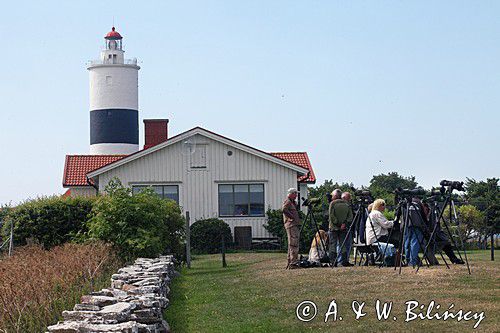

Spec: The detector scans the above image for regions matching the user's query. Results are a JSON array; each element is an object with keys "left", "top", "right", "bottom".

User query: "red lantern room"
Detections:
[{"left": 105, "top": 27, "right": 123, "bottom": 50}]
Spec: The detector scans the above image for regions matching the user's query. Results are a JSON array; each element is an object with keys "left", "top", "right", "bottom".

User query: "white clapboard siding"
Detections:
[
  {"left": 69, "top": 187, "right": 97, "bottom": 197},
  {"left": 96, "top": 134, "right": 302, "bottom": 239}
]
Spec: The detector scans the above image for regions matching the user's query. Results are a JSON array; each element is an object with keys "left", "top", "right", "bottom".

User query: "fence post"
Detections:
[
  {"left": 185, "top": 211, "right": 191, "bottom": 269},
  {"left": 491, "top": 232, "right": 494, "bottom": 261},
  {"left": 221, "top": 230, "right": 227, "bottom": 268},
  {"left": 8, "top": 221, "right": 13, "bottom": 257}
]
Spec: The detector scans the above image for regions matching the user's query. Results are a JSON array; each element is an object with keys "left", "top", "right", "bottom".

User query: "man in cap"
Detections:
[
  {"left": 329, "top": 189, "right": 353, "bottom": 267},
  {"left": 283, "top": 188, "right": 301, "bottom": 269}
]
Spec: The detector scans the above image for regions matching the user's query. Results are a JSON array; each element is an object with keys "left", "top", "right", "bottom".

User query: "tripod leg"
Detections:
[
  {"left": 298, "top": 209, "right": 311, "bottom": 255},
  {"left": 311, "top": 213, "right": 329, "bottom": 264},
  {"left": 438, "top": 245, "right": 450, "bottom": 269},
  {"left": 432, "top": 205, "right": 451, "bottom": 269},
  {"left": 441, "top": 199, "right": 465, "bottom": 263},
  {"left": 398, "top": 207, "right": 409, "bottom": 274},
  {"left": 452, "top": 201, "right": 471, "bottom": 274},
  {"left": 416, "top": 224, "right": 439, "bottom": 273}
]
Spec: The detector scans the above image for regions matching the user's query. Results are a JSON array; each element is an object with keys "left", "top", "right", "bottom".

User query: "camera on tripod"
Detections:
[
  {"left": 394, "top": 187, "right": 426, "bottom": 203},
  {"left": 394, "top": 187, "right": 426, "bottom": 196},
  {"left": 440, "top": 180, "right": 465, "bottom": 192},
  {"left": 302, "top": 197, "right": 321, "bottom": 207},
  {"left": 422, "top": 188, "right": 446, "bottom": 203},
  {"left": 351, "top": 187, "right": 373, "bottom": 203}
]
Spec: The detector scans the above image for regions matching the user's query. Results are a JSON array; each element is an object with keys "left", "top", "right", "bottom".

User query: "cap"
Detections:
[{"left": 287, "top": 188, "right": 298, "bottom": 194}]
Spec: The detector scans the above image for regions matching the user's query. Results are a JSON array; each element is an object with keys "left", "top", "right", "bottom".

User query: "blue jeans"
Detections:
[
  {"left": 405, "top": 226, "right": 423, "bottom": 266},
  {"left": 337, "top": 231, "right": 352, "bottom": 263}
]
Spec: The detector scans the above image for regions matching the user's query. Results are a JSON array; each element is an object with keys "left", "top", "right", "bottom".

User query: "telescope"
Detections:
[
  {"left": 350, "top": 187, "right": 372, "bottom": 197},
  {"left": 440, "top": 180, "right": 465, "bottom": 192},
  {"left": 394, "top": 187, "right": 426, "bottom": 196},
  {"left": 302, "top": 197, "right": 321, "bottom": 207}
]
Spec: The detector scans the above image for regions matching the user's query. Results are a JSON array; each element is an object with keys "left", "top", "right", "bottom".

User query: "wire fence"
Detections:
[{"left": 0, "top": 218, "right": 13, "bottom": 257}]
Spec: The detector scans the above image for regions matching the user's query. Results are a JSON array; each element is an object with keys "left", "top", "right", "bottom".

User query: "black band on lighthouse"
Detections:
[{"left": 90, "top": 109, "right": 139, "bottom": 145}]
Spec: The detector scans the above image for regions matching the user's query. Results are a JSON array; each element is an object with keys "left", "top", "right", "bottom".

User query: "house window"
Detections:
[
  {"left": 218, "top": 184, "right": 264, "bottom": 217},
  {"left": 132, "top": 185, "right": 179, "bottom": 203},
  {"left": 190, "top": 145, "right": 206, "bottom": 168}
]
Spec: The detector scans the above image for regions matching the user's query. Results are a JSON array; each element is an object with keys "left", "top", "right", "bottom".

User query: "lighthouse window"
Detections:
[{"left": 106, "top": 76, "right": 112, "bottom": 85}]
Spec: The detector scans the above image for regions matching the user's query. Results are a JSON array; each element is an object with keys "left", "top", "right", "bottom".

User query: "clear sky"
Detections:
[{"left": 0, "top": 1, "right": 499, "bottom": 205}]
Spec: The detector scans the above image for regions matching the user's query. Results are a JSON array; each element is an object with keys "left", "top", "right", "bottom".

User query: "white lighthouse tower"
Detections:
[{"left": 88, "top": 27, "right": 140, "bottom": 155}]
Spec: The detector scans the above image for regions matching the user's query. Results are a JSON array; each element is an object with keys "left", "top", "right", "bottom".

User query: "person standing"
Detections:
[
  {"left": 283, "top": 188, "right": 301, "bottom": 269},
  {"left": 336, "top": 192, "right": 354, "bottom": 265},
  {"left": 404, "top": 198, "right": 427, "bottom": 267},
  {"left": 329, "top": 189, "right": 353, "bottom": 267}
]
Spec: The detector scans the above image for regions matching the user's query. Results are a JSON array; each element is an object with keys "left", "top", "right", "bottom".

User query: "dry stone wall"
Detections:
[{"left": 47, "top": 256, "right": 177, "bottom": 333}]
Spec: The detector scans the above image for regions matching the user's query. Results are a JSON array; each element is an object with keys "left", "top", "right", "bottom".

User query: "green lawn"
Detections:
[{"left": 164, "top": 251, "right": 499, "bottom": 332}]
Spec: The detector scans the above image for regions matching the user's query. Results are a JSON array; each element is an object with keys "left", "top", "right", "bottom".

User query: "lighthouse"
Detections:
[{"left": 88, "top": 27, "right": 140, "bottom": 155}]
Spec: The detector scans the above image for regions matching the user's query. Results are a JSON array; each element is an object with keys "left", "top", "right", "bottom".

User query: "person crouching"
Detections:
[{"left": 308, "top": 230, "right": 329, "bottom": 266}]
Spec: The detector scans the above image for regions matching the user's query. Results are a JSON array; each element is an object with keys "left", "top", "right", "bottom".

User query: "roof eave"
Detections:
[{"left": 87, "top": 127, "right": 309, "bottom": 177}]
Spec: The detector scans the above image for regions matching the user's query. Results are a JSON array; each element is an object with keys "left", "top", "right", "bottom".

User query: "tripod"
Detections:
[
  {"left": 415, "top": 198, "right": 450, "bottom": 273},
  {"left": 299, "top": 202, "right": 328, "bottom": 265},
  {"left": 419, "top": 189, "right": 470, "bottom": 274}
]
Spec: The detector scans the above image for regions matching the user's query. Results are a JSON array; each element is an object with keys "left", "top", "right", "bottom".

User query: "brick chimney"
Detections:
[{"left": 144, "top": 119, "right": 169, "bottom": 149}]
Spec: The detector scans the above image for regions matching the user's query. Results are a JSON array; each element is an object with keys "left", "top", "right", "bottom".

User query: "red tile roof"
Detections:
[
  {"left": 63, "top": 151, "right": 315, "bottom": 187},
  {"left": 270, "top": 152, "right": 316, "bottom": 183},
  {"left": 63, "top": 155, "right": 127, "bottom": 187}
]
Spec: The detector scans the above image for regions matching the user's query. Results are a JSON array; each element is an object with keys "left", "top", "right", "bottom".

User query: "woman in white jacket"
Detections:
[{"left": 365, "top": 199, "right": 395, "bottom": 245}]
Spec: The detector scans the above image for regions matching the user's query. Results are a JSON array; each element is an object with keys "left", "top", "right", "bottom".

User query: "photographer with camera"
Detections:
[
  {"left": 328, "top": 189, "right": 353, "bottom": 267},
  {"left": 282, "top": 188, "right": 301, "bottom": 269}
]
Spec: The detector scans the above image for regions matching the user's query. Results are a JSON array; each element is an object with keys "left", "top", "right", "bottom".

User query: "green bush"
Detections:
[
  {"left": 87, "top": 178, "right": 185, "bottom": 260},
  {"left": 190, "top": 218, "right": 232, "bottom": 254},
  {"left": 263, "top": 208, "right": 313, "bottom": 252},
  {"left": 2, "top": 196, "right": 94, "bottom": 249}
]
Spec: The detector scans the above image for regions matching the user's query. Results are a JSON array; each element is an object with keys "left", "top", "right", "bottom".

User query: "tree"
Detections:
[
  {"left": 465, "top": 178, "right": 499, "bottom": 254},
  {"left": 456, "top": 205, "right": 486, "bottom": 244},
  {"left": 369, "top": 172, "right": 419, "bottom": 206},
  {"left": 465, "top": 178, "right": 499, "bottom": 232},
  {"left": 87, "top": 178, "right": 185, "bottom": 260}
]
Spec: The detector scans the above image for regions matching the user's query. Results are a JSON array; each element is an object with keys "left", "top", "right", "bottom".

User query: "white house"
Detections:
[{"left": 63, "top": 124, "right": 316, "bottom": 243}]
